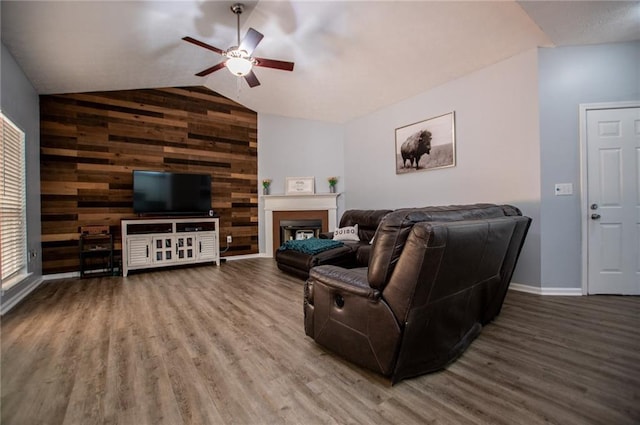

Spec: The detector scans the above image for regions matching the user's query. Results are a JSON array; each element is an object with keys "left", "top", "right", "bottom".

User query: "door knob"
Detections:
[{"left": 591, "top": 214, "right": 601, "bottom": 220}]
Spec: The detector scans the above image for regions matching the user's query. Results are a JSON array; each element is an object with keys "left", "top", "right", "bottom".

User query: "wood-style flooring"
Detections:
[{"left": 2, "top": 258, "right": 639, "bottom": 425}]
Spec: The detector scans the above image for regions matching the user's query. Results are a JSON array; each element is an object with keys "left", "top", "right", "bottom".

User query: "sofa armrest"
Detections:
[
  {"left": 305, "top": 265, "right": 400, "bottom": 376},
  {"left": 308, "top": 266, "right": 380, "bottom": 300}
]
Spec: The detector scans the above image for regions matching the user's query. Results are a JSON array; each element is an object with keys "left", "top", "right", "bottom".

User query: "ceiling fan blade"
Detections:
[
  {"left": 244, "top": 70, "right": 261, "bottom": 88},
  {"left": 239, "top": 28, "right": 264, "bottom": 56},
  {"left": 254, "top": 58, "right": 295, "bottom": 72},
  {"left": 195, "top": 62, "right": 226, "bottom": 77},
  {"left": 182, "top": 36, "right": 224, "bottom": 55}
]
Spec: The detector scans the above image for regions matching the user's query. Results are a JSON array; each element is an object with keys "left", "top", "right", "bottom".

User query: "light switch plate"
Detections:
[{"left": 555, "top": 183, "right": 573, "bottom": 196}]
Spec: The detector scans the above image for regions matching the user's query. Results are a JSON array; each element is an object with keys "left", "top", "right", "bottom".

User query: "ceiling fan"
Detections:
[{"left": 182, "top": 3, "right": 294, "bottom": 88}]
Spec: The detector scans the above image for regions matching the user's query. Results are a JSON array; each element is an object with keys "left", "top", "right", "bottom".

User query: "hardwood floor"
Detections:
[{"left": 2, "top": 258, "right": 639, "bottom": 425}]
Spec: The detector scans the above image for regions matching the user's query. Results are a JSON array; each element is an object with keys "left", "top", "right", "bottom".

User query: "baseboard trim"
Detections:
[
  {"left": 224, "top": 253, "right": 267, "bottom": 261},
  {"left": 41, "top": 256, "right": 268, "bottom": 278},
  {"left": 42, "top": 271, "right": 80, "bottom": 280},
  {"left": 1, "top": 277, "right": 44, "bottom": 315},
  {"left": 41, "top": 267, "right": 584, "bottom": 297},
  {"left": 510, "top": 282, "right": 582, "bottom": 296}
]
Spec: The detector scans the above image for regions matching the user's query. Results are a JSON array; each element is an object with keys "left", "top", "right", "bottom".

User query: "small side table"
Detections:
[{"left": 79, "top": 228, "right": 114, "bottom": 278}]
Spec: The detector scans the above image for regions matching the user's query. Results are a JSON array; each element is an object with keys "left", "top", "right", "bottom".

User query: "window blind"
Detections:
[{"left": 1, "top": 113, "right": 27, "bottom": 284}]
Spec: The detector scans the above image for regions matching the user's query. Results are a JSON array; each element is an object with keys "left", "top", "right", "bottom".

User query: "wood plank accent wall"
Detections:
[{"left": 39, "top": 86, "right": 258, "bottom": 274}]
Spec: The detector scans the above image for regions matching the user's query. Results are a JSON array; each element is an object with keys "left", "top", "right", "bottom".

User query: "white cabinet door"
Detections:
[
  {"left": 152, "top": 236, "right": 175, "bottom": 264},
  {"left": 197, "top": 233, "right": 218, "bottom": 262},
  {"left": 127, "top": 236, "right": 151, "bottom": 267},
  {"left": 175, "top": 234, "right": 197, "bottom": 262}
]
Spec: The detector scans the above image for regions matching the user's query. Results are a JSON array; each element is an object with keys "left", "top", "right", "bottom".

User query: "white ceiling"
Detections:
[{"left": 2, "top": 1, "right": 639, "bottom": 123}]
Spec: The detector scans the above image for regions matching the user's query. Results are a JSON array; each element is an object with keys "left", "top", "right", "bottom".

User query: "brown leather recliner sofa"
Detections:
[
  {"left": 304, "top": 204, "right": 531, "bottom": 384},
  {"left": 275, "top": 209, "right": 392, "bottom": 279}
]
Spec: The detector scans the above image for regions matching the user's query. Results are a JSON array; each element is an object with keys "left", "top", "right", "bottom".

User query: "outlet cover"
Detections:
[{"left": 554, "top": 183, "right": 573, "bottom": 196}]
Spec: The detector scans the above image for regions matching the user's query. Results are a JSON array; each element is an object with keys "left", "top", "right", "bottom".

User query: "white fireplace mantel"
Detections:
[{"left": 263, "top": 193, "right": 340, "bottom": 257}]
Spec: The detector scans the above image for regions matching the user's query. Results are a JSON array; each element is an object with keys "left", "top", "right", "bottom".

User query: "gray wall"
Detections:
[
  {"left": 538, "top": 41, "right": 640, "bottom": 289},
  {"left": 344, "top": 49, "right": 542, "bottom": 286},
  {"left": 1, "top": 43, "right": 42, "bottom": 312},
  {"left": 257, "top": 114, "right": 345, "bottom": 253},
  {"left": 258, "top": 50, "right": 543, "bottom": 286},
  {"left": 259, "top": 42, "right": 640, "bottom": 290}
]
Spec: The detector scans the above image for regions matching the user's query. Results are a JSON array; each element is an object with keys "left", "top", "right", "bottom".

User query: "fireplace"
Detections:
[
  {"left": 263, "top": 194, "right": 339, "bottom": 257},
  {"left": 272, "top": 210, "right": 328, "bottom": 255},
  {"left": 280, "top": 219, "right": 323, "bottom": 243}
]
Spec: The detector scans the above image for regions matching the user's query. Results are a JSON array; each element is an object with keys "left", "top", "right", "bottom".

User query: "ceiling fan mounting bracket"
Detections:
[{"left": 231, "top": 3, "right": 245, "bottom": 15}]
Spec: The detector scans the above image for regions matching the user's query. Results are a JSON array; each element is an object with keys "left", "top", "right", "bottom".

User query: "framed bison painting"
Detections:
[{"left": 395, "top": 112, "right": 456, "bottom": 174}]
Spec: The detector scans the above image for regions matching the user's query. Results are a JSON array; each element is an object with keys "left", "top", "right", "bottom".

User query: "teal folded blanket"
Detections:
[{"left": 278, "top": 238, "right": 344, "bottom": 255}]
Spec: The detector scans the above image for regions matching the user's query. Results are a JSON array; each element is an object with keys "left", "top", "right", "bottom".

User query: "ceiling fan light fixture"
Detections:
[
  {"left": 226, "top": 56, "right": 253, "bottom": 76},
  {"left": 225, "top": 48, "right": 254, "bottom": 76}
]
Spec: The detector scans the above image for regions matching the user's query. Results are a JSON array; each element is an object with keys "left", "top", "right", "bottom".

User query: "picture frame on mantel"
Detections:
[{"left": 285, "top": 176, "right": 315, "bottom": 195}]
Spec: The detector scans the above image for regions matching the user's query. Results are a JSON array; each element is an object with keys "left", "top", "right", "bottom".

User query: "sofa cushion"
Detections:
[
  {"left": 367, "top": 204, "right": 522, "bottom": 290},
  {"left": 339, "top": 209, "right": 393, "bottom": 242}
]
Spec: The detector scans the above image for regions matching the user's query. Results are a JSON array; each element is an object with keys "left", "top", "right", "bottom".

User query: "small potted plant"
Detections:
[
  {"left": 262, "top": 179, "right": 271, "bottom": 195},
  {"left": 327, "top": 176, "right": 338, "bottom": 193}
]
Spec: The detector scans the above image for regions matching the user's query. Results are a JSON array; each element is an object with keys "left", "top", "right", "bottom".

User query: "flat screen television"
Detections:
[{"left": 133, "top": 170, "right": 212, "bottom": 215}]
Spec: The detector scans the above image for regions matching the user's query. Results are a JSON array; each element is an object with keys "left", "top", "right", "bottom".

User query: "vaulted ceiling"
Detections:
[{"left": 2, "top": 1, "right": 639, "bottom": 123}]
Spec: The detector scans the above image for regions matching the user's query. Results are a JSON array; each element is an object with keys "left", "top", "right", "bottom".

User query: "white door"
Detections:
[{"left": 586, "top": 106, "right": 640, "bottom": 294}]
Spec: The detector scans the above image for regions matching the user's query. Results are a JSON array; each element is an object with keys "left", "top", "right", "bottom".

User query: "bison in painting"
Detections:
[{"left": 401, "top": 130, "right": 432, "bottom": 169}]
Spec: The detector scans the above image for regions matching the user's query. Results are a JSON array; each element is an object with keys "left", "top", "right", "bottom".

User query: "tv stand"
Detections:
[{"left": 121, "top": 217, "right": 220, "bottom": 277}]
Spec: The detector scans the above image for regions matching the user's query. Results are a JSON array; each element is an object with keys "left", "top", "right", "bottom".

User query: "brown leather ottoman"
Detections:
[{"left": 275, "top": 244, "right": 358, "bottom": 279}]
